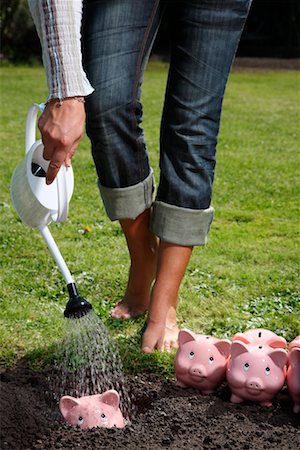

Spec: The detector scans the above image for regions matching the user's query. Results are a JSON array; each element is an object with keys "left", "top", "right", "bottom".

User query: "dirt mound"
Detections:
[{"left": 1, "top": 363, "right": 299, "bottom": 450}]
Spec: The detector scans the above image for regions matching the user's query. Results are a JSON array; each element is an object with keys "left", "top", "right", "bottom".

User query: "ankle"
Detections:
[{"left": 147, "top": 304, "right": 177, "bottom": 329}]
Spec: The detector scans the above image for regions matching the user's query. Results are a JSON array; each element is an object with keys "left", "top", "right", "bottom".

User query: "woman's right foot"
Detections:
[
  {"left": 111, "top": 262, "right": 155, "bottom": 318},
  {"left": 111, "top": 209, "right": 158, "bottom": 319}
]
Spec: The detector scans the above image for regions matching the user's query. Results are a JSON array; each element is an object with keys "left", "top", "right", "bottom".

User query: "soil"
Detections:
[
  {"left": 1, "top": 362, "right": 299, "bottom": 450},
  {"left": 2, "top": 57, "right": 299, "bottom": 450}
]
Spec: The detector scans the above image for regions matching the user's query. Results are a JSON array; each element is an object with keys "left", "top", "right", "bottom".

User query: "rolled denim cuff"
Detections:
[
  {"left": 98, "top": 170, "right": 154, "bottom": 221},
  {"left": 151, "top": 201, "right": 214, "bottom": 246}
]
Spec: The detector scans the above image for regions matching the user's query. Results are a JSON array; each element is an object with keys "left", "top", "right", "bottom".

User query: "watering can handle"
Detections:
[
  {"left": 55, "top": 166, "right": 69, "bottom": 223},
  {"left": 25, "top": 103, "right": 45, "bottom": 153},
  {"left": 26, "top": 103, "right": 69, "bottom": 223}
]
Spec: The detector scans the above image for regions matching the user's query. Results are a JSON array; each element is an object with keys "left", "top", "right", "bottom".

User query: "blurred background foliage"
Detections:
[{"left": 1, "top": 0, "right": 300, "bottom": 64}]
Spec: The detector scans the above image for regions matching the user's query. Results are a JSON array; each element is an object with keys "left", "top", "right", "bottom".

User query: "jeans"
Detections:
[{"left": 82, "top": 0, "right": 251, "bottom": 245}]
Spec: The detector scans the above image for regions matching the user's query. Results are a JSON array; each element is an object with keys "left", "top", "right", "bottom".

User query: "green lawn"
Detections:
[{"left": 0, "top": 62, "right": 299, "bottom": 377}]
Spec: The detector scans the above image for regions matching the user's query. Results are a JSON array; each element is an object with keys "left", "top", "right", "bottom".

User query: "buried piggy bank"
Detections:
[
  {"left": 232, "top": 328, "right": 286, "bottom": 349},
  {"left": 227, "top": 341, "right": 287, "bottom": 407},
  {"left": 287, "top": 336, "right": 300, "bottom": 413},
  {"left": 59, "top": 390, "right": 125, "bottom": 429},
  {"left": 175, "top": 329, "right": 231, "bottom": 393}
]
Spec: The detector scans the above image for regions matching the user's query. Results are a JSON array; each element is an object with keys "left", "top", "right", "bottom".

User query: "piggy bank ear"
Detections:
[
  {"left": 268, "top": 348, "right": 288, "bottom": 369},
  {"left": 289, "top": 348, "right": 300, "bottom": 367},
  {"left": 178, "top": 329, "right": 197, "bottom": 347},
  {"left": 268, "top": 336, "right": 287, "bottom": 349},
  {"left": 214, "top": 339, "right": 231, "bottom": 358},
  {"left": 100, "top": 390, "right": 120, "bottom": 411},
  {"left": 231, "top": 341, "right": 249, "bottom": 358},
  {"left": 289, "top": 335, "right": 300, "bottom": 351},
  {"left": 232, "top": 333, "right": 250, "bottom": 345},
  {"left": 59, "top": 396, "right": 80, "bottom": 419}
]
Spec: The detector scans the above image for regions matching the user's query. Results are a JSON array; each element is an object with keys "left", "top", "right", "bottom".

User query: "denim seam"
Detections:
[{"left": 131, "top": 0, "right": 160, "bottom": 180}]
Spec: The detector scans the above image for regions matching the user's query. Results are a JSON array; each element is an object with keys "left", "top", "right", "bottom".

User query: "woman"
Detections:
[{"left": 28, "top": 0, "right": 252, "bottom": 353}]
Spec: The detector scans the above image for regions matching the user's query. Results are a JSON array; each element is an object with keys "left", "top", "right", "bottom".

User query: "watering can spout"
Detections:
[{"left": 64, "top": 283, "right": 93, "bottom": 319}]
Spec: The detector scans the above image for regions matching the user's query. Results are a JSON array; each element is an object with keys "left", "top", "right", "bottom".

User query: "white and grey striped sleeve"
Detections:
[{"left": 28, "top": 0, "right": 94, "bottom": 101}]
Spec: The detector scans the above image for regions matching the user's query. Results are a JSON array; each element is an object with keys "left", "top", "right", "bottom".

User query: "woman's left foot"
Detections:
[{"left": 141, "top": 306, "right": 179, "bottom": 353}]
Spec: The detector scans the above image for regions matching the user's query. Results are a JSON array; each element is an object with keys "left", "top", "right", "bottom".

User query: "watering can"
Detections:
[
  {"left": 10, "top": 104, "right": 92, "bottom": 319},
  {"left": 10, "top": 103, "right": 74, "bottom": 229}
]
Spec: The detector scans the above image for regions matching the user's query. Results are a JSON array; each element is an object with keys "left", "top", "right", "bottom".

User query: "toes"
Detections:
[
  {"left": 111, "top": 303, "right": 131, "bottom": 319},
  {"left": 163, "top": 339, "right": 178, "bottom": 353},
  {"left": 142, "top": 332, "right": 158, "bottom": 353},
  {"left": 111, "top": 308, "right": 119, "bottom": 319},
  {"left": 141, "top": 345, "right": 153, "bottom": 354},
  {"left": 111, "top": 310, "right": 130, "bottom": 319},
  {"left": 164, "top": 341, "right": 171, "bottom": 353}
]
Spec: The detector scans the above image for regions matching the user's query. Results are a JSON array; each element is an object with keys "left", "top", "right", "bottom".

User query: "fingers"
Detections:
[
  {"left": 37, "top": 98, "right": 85, "bottom": 184},
  {"left": 45, "top": 147, "right": 67, "bottom": 185},
  {"left": 64, "top": 140, "right": 80, "bottom": 168},
  {"left": 44, "top": 138, "right": 80, "bottom": 185}
]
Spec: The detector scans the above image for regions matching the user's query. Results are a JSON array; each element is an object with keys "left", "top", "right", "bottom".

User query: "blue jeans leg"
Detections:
[
  {"left": 151, "top": 0, "right": 252, "bottom": 245},
  {"left": 82, "top": 0, "right": 162, "bottom": 220},
  {"left": 82, "top": 0, "right": 252, "bottom": 244}
]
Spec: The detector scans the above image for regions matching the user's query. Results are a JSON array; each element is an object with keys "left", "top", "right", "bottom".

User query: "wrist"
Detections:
[{"left": 46, "top": 96, "right": 85, "bottom": 107}]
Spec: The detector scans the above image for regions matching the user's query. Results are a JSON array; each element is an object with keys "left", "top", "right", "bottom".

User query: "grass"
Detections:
[{"left": 0, "top": 61, "right": 299, "bottom": 378}]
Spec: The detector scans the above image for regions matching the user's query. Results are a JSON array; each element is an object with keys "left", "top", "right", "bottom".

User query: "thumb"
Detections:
[{"left": 64, "top": 142, "right": 78, "bottom": 167}]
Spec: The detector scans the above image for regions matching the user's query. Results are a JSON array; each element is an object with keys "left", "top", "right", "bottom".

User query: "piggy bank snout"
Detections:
[
  {"left": 190, "top": 365, "right": 207, "bottom": 378},
  {"left": 247, "top": 378, "right": 263, "bottom": 392}
]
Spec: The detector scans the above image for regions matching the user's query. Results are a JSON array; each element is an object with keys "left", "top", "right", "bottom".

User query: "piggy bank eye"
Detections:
[
  {"left": 243, "top": 362, "right": 250, "bottom": 372},
  {"left": 189, "top": 351, "right": 195, "bottom": 359},
  {"left": 100, "top": 413, "right": 108, "bottom": 423},
  {"left": 78, "top": 416, "right": 84, "bottom": 425},
  {"left": 265, "top": 367, "right": 271, "bottom": 376},
  {"left": 208, "top": 356, "right": 214, "bottom": 364}
]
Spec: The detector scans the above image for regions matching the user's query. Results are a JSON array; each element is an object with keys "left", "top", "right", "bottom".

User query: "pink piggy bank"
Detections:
[
  {"left": 175, "top": 329, "right": 231, "bottom": 394},
  {"left": 287, "top": 335, "right": 300, "bottom": 413},
  {"left": 227, "top": 341, "right": 287, "bottom": 407},
  {"left": 59, "top": 390, "right": 125, "bottom": 429},
  {"left": 288, "top": 335, "right": 300, "bottom": 350},
  {"left": 232, "top": 328, "right": 286, "bottom": 349}
]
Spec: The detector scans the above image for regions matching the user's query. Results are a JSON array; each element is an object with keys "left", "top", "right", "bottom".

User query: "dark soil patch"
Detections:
[{"left": 1, "top": 362, "right": 299, "bottom": 450}]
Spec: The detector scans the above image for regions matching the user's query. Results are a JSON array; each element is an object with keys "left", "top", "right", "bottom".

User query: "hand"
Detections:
[{"left": 38, "top": 97, "right": 86, "bottom": 184}]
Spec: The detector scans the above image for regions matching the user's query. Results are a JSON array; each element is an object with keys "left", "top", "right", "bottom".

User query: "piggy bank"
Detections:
[
  {"left": 59, "top": 390, "right": 125, "bottom": 429},
  {"left": 232, "top": 328, "right": 286, "bottom": 349},
  {"left": 287, "top": 335, "right": 300, "bottom": 413},
  {"left": 174, "top": 329, "right": 231, "bottom": 394},
  {"left": 288, "top": 335, "right": 300, "bottom": 350},
  {"left": 227, "top": 341, "right": 287, "bottom": 407}
]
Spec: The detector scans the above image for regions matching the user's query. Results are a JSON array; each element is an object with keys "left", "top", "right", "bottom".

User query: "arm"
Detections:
[
  {"left": 28, "top": 0, "right": 93, "bottom": 100},
  {"left": 28, "top": 0, "right": 94, "bottom": 184}
]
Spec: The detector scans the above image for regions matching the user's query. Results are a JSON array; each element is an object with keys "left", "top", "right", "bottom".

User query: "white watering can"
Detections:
[
  {"left": 10, "top": 103, "right": 74, "bottom": 229},
  {"left": 10, "top": 104, "right": 92, "bottom": 318}
]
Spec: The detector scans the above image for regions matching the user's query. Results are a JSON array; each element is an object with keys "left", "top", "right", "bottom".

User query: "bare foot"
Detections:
[
  {"left": 141, "top": 242, "right": 192, "bottom": 353},
  {"left": 111, "top": 210, "right": 158, "bottom": 319},
  {"left": 111, "top": 263, "right": 155, "bottom": 319},
  {"left": 142, "top": 307, "right": 179, "bottom": 353}
]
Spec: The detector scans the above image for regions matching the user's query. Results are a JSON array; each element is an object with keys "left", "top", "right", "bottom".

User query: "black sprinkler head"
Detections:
[{"left": 64, "top": 283, "right": 92, "bottom": 319}]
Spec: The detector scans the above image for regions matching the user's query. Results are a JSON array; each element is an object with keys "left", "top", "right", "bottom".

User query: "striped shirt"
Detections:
[{"left": 28, "top": 0, "right": 94, "bottom": 101}]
